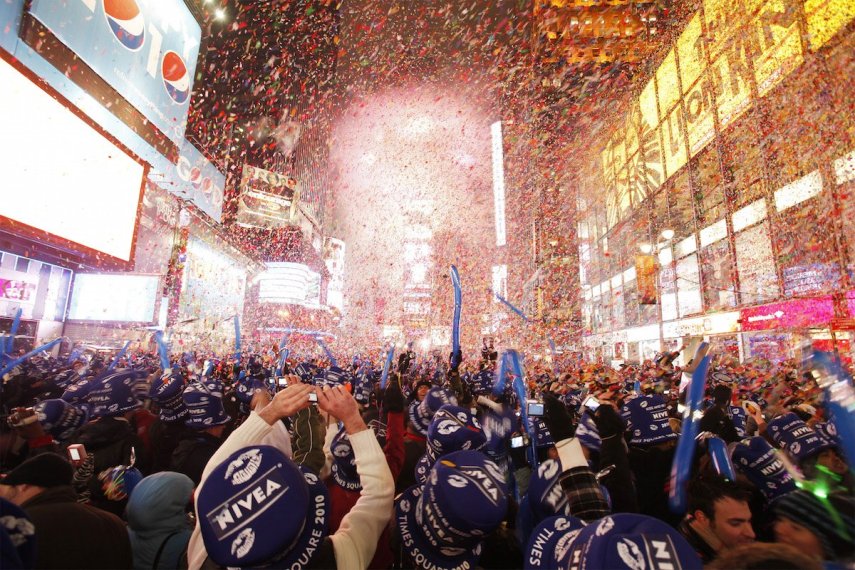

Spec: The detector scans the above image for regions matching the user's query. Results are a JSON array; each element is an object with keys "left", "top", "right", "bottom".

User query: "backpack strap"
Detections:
[{"left": 152, "top": 531, "right": 182, "bottom": 569}]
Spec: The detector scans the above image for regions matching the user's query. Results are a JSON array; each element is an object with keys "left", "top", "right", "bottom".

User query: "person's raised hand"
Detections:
[
  {"left": 317, "top": 385, "right": 366, "bottom": 434},
  {"left": 383, "top": 374, "right": 405, "bottom": 414},
  {"left": 258, "top": 381, "right": 314, "bottom": 425}
]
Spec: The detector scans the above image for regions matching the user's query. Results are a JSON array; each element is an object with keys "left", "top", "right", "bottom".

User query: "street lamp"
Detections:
[
  {"left": 638, "top": 242, "right": 654, "bottom": 254},
  {"left": 660, "top": 229, "right": 675, "bottom": 241}
]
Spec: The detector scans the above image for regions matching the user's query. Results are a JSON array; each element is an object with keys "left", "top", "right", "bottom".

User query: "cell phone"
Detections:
[
  {"left": 527, "top": 401, "right": 545, "bottom": 417},
  {"left": 277, "top": 377, "right": 288, "bottom": 388},
  {"left": 67, "top": 444, "right": 87, "bottom": 465},
  {"left": 582, "top": 395, "right": 600, "bottom": 412},
  {"left": 308, "top": 392, "right": 318, "bottom": 403},
  {"left": 511, "top": 435, "right": 526, "bottom": 448}
]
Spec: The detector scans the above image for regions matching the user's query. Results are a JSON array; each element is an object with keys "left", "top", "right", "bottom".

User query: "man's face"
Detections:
[
  {"left": 708, "top": 497, "right": 755, "bottom": 548},
  {"left": 416, "top": 385, "right": 429, "bottom": 401}
]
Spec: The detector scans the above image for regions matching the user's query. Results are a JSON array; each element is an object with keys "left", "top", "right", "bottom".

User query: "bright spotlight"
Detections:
[
  {"left": 660, "top": 229, "right": 675, "bottom": 240},
  {"left": 214, "top": 8, "right": 226, "bottom": 20}
]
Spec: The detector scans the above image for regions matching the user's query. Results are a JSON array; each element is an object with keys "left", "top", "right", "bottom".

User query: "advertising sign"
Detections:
[
  {"left": 147, "top": 139, "right": 224, "bottom": 222},
  {"left": 67, "top": 273, "right": 158, "bottom": 322},
  {"left": 740, "top": 296, "right": 835, "bottom": 331},
  {"left": 782, "top": 263, "right": 841, "bottom": 297},
  {"left": 0, "top": 270, "right": 38, "bottom": 305},
  {"left": 257, "top": 262, "right": 321, "bottom": 307},
  {"left": 29, "top": 0, "right": 202, "bottom": 146},
  {"left": 635, "top": 254, "right": 657, "bottom": 305},
  {"left": 0, "top": 54, "right": 145, "bottom": 264},
  {"left": 236, "top": 165, "right": 299, "bottom": 229}
]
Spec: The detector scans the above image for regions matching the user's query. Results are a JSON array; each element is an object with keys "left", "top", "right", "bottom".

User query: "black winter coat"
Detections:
[
  {"left": 22, "top": 485, "right": 133, "bottom": 569},
  {"left": 169, "top": 431, "right": 222, "bottom": 486}
]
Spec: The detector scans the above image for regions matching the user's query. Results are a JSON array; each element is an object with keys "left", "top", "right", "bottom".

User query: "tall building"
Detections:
[{"left": 575, "top": 0, "right": 855, "bottom": 364}]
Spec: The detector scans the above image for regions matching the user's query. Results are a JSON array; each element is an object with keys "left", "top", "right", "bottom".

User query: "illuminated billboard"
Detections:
[
  {"left": 258, "top": 262, "right": 322, "bottom": 307},
  {"left": 0, "top": 55, "right": 145, "bottom": 264},
  {"left": 236, "top": 165, "right": 299, "bottom": 229},
  {"left": 28, "top": 0, "right": 202, "bottom": 145},
  {"left": 68, "top": 274, "right": 159, "bottom": 323}
]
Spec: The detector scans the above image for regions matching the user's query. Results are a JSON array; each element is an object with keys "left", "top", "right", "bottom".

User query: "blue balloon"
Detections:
[
  {"left": 234, "top": 316, "right": 241, "bottom": 360},
  {"left": 107, "top": 340, "right": 132, "bottom": 372},
  {"left": 708, "top": 436, "right": 736, "bottom": 481},
  {"left": 381, "top": 345, "right": 395, "bottom": 390},
  {"left": 154, "top": 331, "right": 170, "bottom": 371},
  {"left": 669, "top": 352, "right": 711, "bottom": 514},
  {"left": 450, "top": 265, "right": 462, "bottom": 369},
  {"left": 0, "top": 337, "right": 64, "bottom": 379}
]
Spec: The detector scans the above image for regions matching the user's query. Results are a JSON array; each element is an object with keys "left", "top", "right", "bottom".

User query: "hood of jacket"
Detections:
[{"left": 127, "top": 472, "right": 193, "bottom": 535}]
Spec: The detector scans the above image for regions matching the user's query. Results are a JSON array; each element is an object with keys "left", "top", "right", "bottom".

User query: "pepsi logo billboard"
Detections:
[
  {"left": 103, "top": 0, "right": 145, "bottom": 51},
  {"left": 29, "top": 0, "right": 202, "bottom": 146}
]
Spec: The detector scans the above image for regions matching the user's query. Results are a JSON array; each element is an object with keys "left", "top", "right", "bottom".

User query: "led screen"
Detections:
[
  {"left": 68, "top": 274, "right": 158, "bottom": 322},
  {"left": 0, "top": 56, "right": 145, "bottom": 262}
]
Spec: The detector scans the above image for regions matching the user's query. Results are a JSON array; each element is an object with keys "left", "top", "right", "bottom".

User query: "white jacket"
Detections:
[{"left": 186, "top": 412, "right": 394, "bottom": 570}]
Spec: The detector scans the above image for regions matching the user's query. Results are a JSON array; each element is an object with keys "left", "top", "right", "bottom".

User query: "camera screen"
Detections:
[
  {"left": 527, "top": 402, "right": 544, "bottom": 416},
  {"left": 308, "top": 392, "right": 318, "bottom": 403},
  {"left": 583, "top": 396, "right": 600, "bottom": 411},
  {"left": 277, "top": 378, "right": 288, "bottom": 387},
  {"left": 511, "top": 435, "right": 525, "bottom": 448},
  {"left": 69, "top": 448, "right": 80, "bottom": 460}
]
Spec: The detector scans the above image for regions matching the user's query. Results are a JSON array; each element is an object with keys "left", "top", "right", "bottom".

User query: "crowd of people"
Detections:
[{"left": 0, "top": 341, "right": 853, "bottom": 569}]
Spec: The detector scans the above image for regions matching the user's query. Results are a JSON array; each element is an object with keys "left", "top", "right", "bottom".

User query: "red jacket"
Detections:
[{"left": 327, "top": 410, "right": 404, "bottom": 569}]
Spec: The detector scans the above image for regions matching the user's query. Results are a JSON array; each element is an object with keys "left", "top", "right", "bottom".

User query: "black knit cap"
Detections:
[
  {"left": 774, "top": 490, "right": 855, "bottom": 561},
  {"left": 0, "top": 453, "right": 74, "bottom": 488}
]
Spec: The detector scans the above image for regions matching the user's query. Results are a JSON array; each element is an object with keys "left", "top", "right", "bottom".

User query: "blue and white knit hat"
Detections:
[
  {"left": 731, "top": 436, "right": 797, "bottom": 502},
  {"left": 197, "top": 446, "right": 329, "bottom": 568},
  {"left": 329, "top": 426, "right": 361, "bottom": 492},
  {"left": 0, "top": 498, "right": 36, "bottom": 569},
  {"left": 529, "top": 416, "right": 555, "bottom": 448},
  {"left": 407, "top": 387, "right": 457, "bottom": 437},
  {"left": 415, "top": 405, "right": 487, "bottom": 483},
  {"left": 563, "top": 514, "right": 703, "bottom": 570},
  {"left": 149, "top": 369, "right": 187, "bottom": 422},
  {"left": 33, "top": 399, "right": 89, "bottom": 441},
  {"left": 183, "top": 380, "right": 230, "bottom": 429},
  {"left": 87, "top": 370, "right": 143, "bottom": 418},
  {"left": 575, "top": 412, "right": 602, "bottom": 453},
  {"left": 726, "top": 405, "right": 748, "bottom": 438},
  {"left": 518, "top": 459, "right": 572, "bottom": 545},
  {"left": 767, "top": 412, "right": 835, "bottom": 463},
  {"left": 620, "top": 395, "right": 678, "bottom": 446},
  {"left": 396, "top": 450, "right": 509, "bottom": 570},
  {"left": 524, "top": 514, "right": 586, "bottom": 570}
]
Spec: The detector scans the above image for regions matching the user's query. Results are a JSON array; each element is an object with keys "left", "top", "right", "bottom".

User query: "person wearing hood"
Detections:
[{"left": 127, "top": 472, "right": 194, "bottom": 570}]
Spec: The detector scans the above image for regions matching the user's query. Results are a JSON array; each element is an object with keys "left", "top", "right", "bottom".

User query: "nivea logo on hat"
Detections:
[
  {"left": 397, "top": 450, "right": 508, "bottom": 570},
  {"left": 88, "top": 371, "right": 143, "bottom": 418},
  {"left": 198, "top": 446, "right": 329, "bottom": 568},
  {"left": 767, "top": 412, "right": 834, "bottom": 463},
  {"left": 225, "top": 449, "right": 263, "bottom": 485},
  {"left": 620, "top": 395, "right": 677, "bottom": 446},
  {"left": 731, "top": 436, "right": 796, "bottom": 502}
]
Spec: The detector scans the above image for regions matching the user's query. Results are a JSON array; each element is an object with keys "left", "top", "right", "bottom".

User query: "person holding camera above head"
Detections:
[{"left": 187, "top": 379, "right": 394, "bottom": 570}]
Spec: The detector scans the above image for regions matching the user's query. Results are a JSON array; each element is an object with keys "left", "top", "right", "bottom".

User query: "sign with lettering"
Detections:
[{"left": 740, "top": 296, "right": 835, "bottom": 331}]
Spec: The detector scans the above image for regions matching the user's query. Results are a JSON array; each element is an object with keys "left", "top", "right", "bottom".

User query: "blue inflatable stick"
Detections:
[
  {"left": 669, "top": 349, "right": 711, "bottom": 514},
  {"left": 381, "top": 345, "right": 395, "bottom": 390},
  {"left": 492, "top": 350, "right": 510, "bottom": 397},
  {"left": 494, "top": 292, "right": 529, "bottom": 322},
  {"left": 450, "top": 265, "right": 462, "bottom": 369},
  {"left": 315, "top": 337, "right": 338, "bottom": 368},
  {"left": 809, "top": 351, "right": 855, "bottom": 473},
  {"left": 234, "top": 316, "right": 241, "bottom": 361},
  {"left": 154, "top": 331, "right": 170, "bottom": 372},
  {"left": 107, "top": 340, "right": 132, "bottom": 372},
  {"left": 708, "top": 436, "right": 736, "bottom": 481},
  {"left": 0, "top": 337, "right": 64, "bottom": 379}
]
